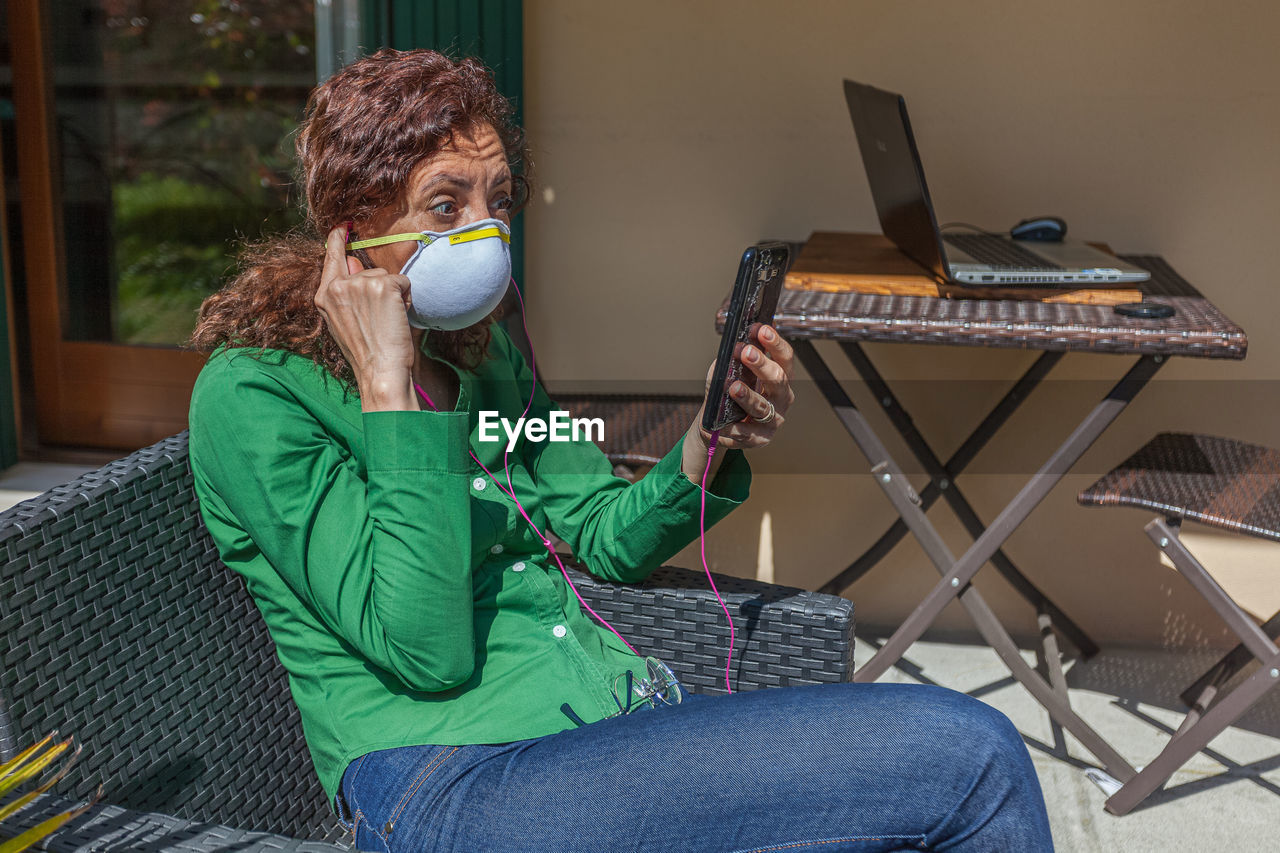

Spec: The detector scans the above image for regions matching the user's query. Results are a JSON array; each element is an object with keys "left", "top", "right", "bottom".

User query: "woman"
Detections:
[{"left": 188, "top": 49, "right": 1053, "bottom": 852}]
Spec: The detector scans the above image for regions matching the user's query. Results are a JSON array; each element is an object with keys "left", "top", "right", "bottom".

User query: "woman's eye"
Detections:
[
  {"left": 491, "top": 194, "right": 514, "bottom": 212},
  {"left": 430, "top": 200, "right": 457, "bottom": 216}
]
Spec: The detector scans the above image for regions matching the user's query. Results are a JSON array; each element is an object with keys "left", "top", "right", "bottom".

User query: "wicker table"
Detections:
[{"left": 716, "top": 251, "right": 1247, "bottom": 789}]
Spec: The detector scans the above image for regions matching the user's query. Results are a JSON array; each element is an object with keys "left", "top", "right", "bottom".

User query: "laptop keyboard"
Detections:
[{"left": 942, "top": 233, "right": 1065, "bottom": 271}]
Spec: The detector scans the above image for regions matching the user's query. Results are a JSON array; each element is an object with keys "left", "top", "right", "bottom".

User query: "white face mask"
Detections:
[{"left": 346, "top": 218, "right": 512, "bottom": 330}]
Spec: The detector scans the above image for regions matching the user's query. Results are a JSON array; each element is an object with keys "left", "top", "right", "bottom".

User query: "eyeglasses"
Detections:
[
  {"left": 561, "top": 656, "right": 683, "bottom": 727},
  {"left": 611, "top": 656, "right": 683, "bottom": 716}
]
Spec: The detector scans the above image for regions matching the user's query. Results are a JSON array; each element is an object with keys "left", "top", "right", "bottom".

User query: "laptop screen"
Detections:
[{"left": 843, "top": 79, "right": 949, "bottom": 281}]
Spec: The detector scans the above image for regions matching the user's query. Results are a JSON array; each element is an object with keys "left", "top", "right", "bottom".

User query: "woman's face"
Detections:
[{"left": 359, "top": 121, "right": 514, "bottom": 275}]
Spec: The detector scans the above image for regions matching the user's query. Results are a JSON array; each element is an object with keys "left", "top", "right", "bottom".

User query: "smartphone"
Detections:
[{"left": 702, "top": 242, "right": 790, "bottom": 432}]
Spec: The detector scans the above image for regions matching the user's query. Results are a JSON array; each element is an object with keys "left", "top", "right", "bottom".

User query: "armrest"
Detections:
[
  {"left": 9, "top": 794, "right": 349, "bottom": 853},
  {"left": 564, "top": 563, "right": 854, "bottom": 694}
]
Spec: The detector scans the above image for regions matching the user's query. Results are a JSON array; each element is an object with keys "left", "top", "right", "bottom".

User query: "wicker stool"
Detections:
[{"left": 1078, "top": 432, "right": 1280, "bottom": 814}]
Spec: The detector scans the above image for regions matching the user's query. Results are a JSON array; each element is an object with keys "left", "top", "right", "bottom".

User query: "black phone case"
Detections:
[{"left": 702, "top": 242, "right": 790, "bottom": 432}]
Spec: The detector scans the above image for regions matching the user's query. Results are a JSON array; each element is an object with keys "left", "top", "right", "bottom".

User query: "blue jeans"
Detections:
[{"left": 332, "top": 683, "right": 1053, "bottom": 852}]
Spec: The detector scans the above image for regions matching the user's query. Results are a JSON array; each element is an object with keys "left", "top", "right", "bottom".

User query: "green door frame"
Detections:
[{"left": 364, "top": 0, "right": 525, "bottom": 291}]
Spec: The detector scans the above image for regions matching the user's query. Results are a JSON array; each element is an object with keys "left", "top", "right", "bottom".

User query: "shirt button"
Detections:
[
  {"left": 552, "top": 625, "right": 567, "bottom": 638},
  {"left": 472, "top": 477, "right": 487, "bottom": 491},
  {"left": 490, "top": 544, "right": 504, "bottom": 554},
  {"left": 512, "top": 562, "right": 526, "bottom": 572}
]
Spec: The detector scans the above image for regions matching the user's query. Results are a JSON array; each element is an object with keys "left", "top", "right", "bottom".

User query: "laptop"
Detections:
[{"left": 843, "top": 79, "right": 1149, "bottom": 286}]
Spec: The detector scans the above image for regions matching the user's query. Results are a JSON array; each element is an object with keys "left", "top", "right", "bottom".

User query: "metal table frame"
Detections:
[
  {"left": 733, "top": 247, "right": 1250, "bottom": 809},
  {"left": 793, "top": 338, "right": 1162, "bottom": 784}
]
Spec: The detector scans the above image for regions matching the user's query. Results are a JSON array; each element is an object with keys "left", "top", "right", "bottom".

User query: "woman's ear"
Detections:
[{"left": 341, "top": 219, "right": 377, "bottom": 271}]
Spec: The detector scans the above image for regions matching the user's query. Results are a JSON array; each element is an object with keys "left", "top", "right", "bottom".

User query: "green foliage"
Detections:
[
  {"left": 111, "top": 173, "right": 302, "bottom": 344},
  {"left": 53, "top": 1, "right": 318, "bottom": 346}
]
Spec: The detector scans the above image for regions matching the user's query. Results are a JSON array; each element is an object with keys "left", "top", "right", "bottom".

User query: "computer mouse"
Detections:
[{"left": 1010, "top": 216, "right": 1067, "bottom": 242}]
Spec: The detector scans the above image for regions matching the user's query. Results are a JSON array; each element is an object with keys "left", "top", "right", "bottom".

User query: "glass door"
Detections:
[{"left": 8, "top": 0, "right": 330, "bottom": 449}]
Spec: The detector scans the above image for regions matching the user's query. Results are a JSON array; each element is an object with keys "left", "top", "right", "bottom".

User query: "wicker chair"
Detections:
[{"left": 0, "top": 432, "right": 853, "bottom": 852}]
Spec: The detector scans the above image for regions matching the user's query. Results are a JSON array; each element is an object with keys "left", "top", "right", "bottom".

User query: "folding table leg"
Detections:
[
  {"left": 1035, "top": 604, "right": 1071, "bottom": 753},
  {"left": 835, "top": 394, "right": 1137, "bottom": 778},
  {"left": 837, "top": 342, "right": 1098, "bottom": 658},
  {"left": 818, "top": 350, "right": 1062, "bottom": 595},
  {"left": 793, "top": 341, "right": 1154, "bottom": 781},
  {"left": 1037, "top": 605, "right": 1070, "bottom": 700},
  {"left": 849, "top": 354, "right": 1163, "bottom": 679}
]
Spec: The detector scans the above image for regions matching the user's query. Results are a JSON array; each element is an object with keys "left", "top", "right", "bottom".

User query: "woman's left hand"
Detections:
[{"left": 690, "top": 324, "right": 796, "bottom": 454}]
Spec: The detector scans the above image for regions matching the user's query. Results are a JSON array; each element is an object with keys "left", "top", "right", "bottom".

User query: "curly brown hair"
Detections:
[{"left": 189, "top": 48, "right": 532, "bottom": 387}]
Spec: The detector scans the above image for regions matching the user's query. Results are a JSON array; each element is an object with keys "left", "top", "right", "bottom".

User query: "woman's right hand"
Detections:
[{"left": 315, "top": 226, "right": 418, "bottom": 411}]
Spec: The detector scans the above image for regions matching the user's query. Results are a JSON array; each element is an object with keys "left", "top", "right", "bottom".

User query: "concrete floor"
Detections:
[{"left": 853, "top": 633, "right": 1280, "bottom": 852}]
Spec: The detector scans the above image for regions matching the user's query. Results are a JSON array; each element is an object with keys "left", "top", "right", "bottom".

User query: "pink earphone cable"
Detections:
[
  {"left": 413, "top": 279, "right": 736, "bottom": 692},
  {"left": 699, "top": 428, "right": 734, "bottom": 694}
]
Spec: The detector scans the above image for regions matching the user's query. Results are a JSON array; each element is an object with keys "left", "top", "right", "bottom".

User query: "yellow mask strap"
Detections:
[
  {"left": 346, "top": 226, "right": 510, "bottom": 251},
  {"left": 345, "top": 232, "right": 428, "bottom": 251}
]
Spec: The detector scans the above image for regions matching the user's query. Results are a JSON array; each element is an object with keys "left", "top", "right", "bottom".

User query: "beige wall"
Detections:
[{"left": 521, "top": 1, "right": 1280, "bottom": 649}]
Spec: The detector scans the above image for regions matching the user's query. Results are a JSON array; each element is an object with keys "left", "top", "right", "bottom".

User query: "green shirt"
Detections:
[{"left": 187, "top": 324, "right": 751, "bottom": 803}]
